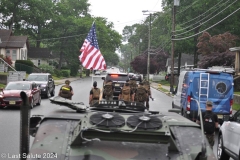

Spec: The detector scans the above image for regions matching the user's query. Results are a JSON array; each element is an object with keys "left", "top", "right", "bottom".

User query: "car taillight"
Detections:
[
  {"left": 230, "top": 99, "right": 233, "bottom": 114},
  {"left": 111, "top": 75, "right": 118, "bottom": 77},
  {"left": 187, "top": 96, "right": 191, "bottom": 111}
]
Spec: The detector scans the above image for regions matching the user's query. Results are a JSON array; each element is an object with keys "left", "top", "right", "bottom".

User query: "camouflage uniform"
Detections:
[
  {"left": 205, "top": 133, "right": 215, "bottom": 149},
  {"left": 129, "top": 79, "right": 137, "bottom": 93},
  {"left": 134, "top": 85, "right": 147, "bottom": 106},
  {"left": 143, "top": 80, "right": 151, "bottom": 109},
  {"left": 104, "top": 82, "right": 113, "bottom": 100}
]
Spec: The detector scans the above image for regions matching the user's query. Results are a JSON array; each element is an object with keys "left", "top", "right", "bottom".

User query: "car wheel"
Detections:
[
  {"left": 51, "top": 88, "right": 55, "bottom": 97},
  {"left": 30, "top": 98, "right": 34, "bottom": 109},
  {"left": 217, "top": 135, "right": 230, "bottom": 160},
  {"left": 36, "top": 96, "right": 41, "bottom": 106}
]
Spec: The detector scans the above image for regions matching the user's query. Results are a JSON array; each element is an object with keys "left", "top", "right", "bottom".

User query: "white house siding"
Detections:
[{"left": 30, "top": 58, "right": 49, "bottom": 67}]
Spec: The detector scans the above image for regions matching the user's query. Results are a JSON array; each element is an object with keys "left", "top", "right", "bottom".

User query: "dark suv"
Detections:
[
  {"left": 102, "top": 72, "right": 129, "bottom": 100},
  {"left": 26, "top": 73, "right": 55, "bottom": 98}
]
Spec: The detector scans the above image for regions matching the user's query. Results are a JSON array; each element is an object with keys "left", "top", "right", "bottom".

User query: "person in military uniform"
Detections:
[
  {"left": 103, "top": 80, "right": 114, "bottom": 100},
  {"left": 143, "top": 80, "right": 153, "bottom": 110},
  {"left": 129, "top": 79, "right": 138, "bottom": 93},
  {"left": 134, "top": 82, "right": 148, "bottom": 107},
  {"left": 118, "top": 81, "right": 134, "bottom": 102},
  {"left": 58, "top": 80, "right": 74, "bottom": 100},
  {"left": 196, "top": 101, "right": 219, "bottom": 149},
  {"left": 89, "top": 81, "right": 101, "bottom": 106}
]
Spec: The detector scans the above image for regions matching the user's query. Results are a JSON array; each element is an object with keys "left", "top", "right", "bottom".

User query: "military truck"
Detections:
[{"left": 19, "top": 93, "right": 217, "bottom": 160}]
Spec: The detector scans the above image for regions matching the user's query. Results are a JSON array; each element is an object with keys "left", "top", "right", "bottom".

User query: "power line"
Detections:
[
  {"left": 174, "top": 0, "right": 237, "bottom": 37},
  {"left": 172, "top": 8, "right": 240, "bottom": 41},
  {"left": 177, "top": 1, "right": 199, "bottom": 14},
  {"left": 177, "top": 0, "right": 225, "bottom": 27},
  {"left": 175, "top": 0, "right": 231, "bottom": 33}
]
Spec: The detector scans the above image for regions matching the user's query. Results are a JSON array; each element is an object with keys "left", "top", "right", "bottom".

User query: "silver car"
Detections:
[{"left": 217, "top": 110, "right": 240, "bottom": 160}]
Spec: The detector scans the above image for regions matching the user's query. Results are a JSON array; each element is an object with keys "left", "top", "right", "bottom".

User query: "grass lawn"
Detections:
[
  {"left": 158, "top": 87, "right": 169, "bottom": 93},
  {"left": 0, "top": 84, "right": 6, "bottom": 88},
  {"left": 156, "top": 80, "right": 170, "bottom": 86},
  {"left": 234, "top": 92, "right": 240, "bottom": 95},
  {"left": 233, "top": 103, "right": 240, "bottom": 111}
]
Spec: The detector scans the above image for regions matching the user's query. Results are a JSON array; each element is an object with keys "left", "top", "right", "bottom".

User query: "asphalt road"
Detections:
[{"left": 0, "top": 76, "right": 222, "bottom": 159}]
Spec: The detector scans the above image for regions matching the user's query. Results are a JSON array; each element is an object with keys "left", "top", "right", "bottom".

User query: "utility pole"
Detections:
[
  {"left": 170, "top": 0, "right": 180, "bottom": 92},
  {"left": 143, "top": 10, "right": 159, "bottom": 81},
  {"left": 147, "top": 13, "right": 151, "bottom": 81}
]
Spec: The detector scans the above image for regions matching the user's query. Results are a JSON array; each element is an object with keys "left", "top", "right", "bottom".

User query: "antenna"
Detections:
[{"left": 191, "top": 98, "right": 207, "bottom": 158}]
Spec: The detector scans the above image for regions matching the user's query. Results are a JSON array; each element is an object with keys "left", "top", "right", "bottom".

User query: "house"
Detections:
[
  {"left": 0, "top": 29, "right": 29, "bottom": 65},
  {"left": 165, "top": 53, "right": 195, "bottom": 75},
  {"left": 28, "top": 48, "right": 55, "bottom": 67}
]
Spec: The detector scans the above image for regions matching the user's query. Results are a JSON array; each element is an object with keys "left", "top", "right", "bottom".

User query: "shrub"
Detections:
[
  {"left": 53, "top": 69, "right": 62, "bottom": 77},
  {"left": 38, "top": 64, "right": 54, "bottom": 74},
  {"left": 15, "top": 60, "right": 34, "bottom": 74},
  {"left": 70, "top": 64, "right": 78, "bottom": 76},
  {"left": 61, "top": 66, "right": 70, "bottom": 70},
  {"left": 61, "top": 70, "right": 70, "bottom": 77}
]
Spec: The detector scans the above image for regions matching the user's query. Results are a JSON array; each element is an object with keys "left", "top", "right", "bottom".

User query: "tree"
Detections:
[
  {"left": 197, "top": 32, "right": 239, "bottom": 54},
  {"left": 131, "top": 48, "right": 169, "bottom": 74},
  {"left": 198, "top": 52, "right": 235, "bottom": 69},
  {"left": 197, "top": 32, "right": 238, "bottom": 68},
  {"left": 0, "top": 55, "right": 13, "bottom": 66}
]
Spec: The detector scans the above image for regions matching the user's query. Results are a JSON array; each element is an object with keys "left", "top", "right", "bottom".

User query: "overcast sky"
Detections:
[{"left": 88, "top": 0, "right": 163, "bottom": 35}]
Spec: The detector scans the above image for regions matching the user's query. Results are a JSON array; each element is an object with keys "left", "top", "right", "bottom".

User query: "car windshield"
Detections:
[
  {"left": 27, "top": 75, "right": 47, "bottom": 81},
  {"left": 5, "top": 83, "right": 30, "bottom": 90}
]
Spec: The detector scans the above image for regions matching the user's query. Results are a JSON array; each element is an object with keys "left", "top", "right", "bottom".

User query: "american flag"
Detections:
[{"left": 79, "top": 22, "right": 106, "bottom": 70}]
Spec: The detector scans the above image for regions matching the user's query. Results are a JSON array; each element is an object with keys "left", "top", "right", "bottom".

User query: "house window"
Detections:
[
  {"left": 12, "top": 50, "right": 17, "bottom": 61},
  {"left": 5, "top": 49, "right": 17, "bottom": 60},
  {"left": 38, "top": 60, "right": 40, "bottom": 66},
  {"left": 6, "top": 50, "right": 10, "bottom": 57}
]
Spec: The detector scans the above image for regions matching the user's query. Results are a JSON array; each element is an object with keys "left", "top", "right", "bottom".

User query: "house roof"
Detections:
[
  {"left": 28, "top": 48, "right": 55, "bottom": 59},
  {"left": 0, "top": 29, "right": 29, "bottom": 48},
  {"left": 166, "top": 53, "right": 194, "bottom": 67},
  {"left": 7, "top": 36, "right": 28, "bottom": 48},
  {"left": 0, "top": 29, "right": 12, "bottom": 48}
]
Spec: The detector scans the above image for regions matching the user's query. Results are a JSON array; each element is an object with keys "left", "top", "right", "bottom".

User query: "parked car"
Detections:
[
  {"left": 0, "top": 81, "right": 41, "bottom": 108},
  {"left": 128, "top": 73, "right": 135, "bottom": 80},
  {"left": 217, "top": 110, "right": 240, "bottom": 160},
  {"left": 134, "top": 74, "right": 142, "bottom": 81},
  {"left": 26, "top": 73, "right": 55, "bottom": 98},
  {"left": 95, "top": 71, "right": 101, "bottom": 75}
]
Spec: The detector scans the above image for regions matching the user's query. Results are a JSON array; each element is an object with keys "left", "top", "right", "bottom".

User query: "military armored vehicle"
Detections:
[{"left": 19, "top": 93, "right": 217, "bottom": 160}]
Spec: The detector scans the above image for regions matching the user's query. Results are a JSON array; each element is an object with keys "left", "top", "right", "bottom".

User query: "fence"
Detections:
[{"left": 7, "top": 71, "right": 26, "bottom": 83}]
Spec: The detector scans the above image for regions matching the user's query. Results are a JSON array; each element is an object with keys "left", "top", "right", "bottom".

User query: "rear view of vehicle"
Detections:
[
  {"left": 184, "top": 70, "right": 233, "bottom": 123},
  {"left": 103, "top": 73, "right": 129, "bottom": 100}
]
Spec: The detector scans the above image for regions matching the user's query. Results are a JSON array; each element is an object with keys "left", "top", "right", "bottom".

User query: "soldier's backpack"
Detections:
[
  {"left": 203, "top": 112, "right": 215, "bottom": 134},
  {"left": 143, "top": 84, "right": 150, "bottom": 94},
  {"left": 122, "top": 86, "right": 131, "bottom": 101},
  {"left": 104, "top": 83, "right": 113, "bottom": 97},
  {"left": 60, "top": 85, "right": 72, "bottom": 98},
  {"left": 135, "top": 87, "right": 147, "bottom": 102},
  {"left": 129, "top": 80, "right": 137, "bottom": 92},
  {"left": 92, "top": 88, "right": 100, "bottom": 99}
]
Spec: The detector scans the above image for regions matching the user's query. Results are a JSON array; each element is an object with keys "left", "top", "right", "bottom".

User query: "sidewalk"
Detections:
[{"left": 150, "top": 82, "right": 173, "bottom": 97}]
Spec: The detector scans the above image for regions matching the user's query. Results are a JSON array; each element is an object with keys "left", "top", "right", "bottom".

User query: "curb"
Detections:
[
  {"left": 150, "top": 85, "right": 174, "bottom": 98},
  {"left": 55, "top": 77, "right": 82, "bottom": 86}
]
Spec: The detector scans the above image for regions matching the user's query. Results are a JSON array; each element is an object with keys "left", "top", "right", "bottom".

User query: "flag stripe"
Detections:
[
  {"left": 85, "top": 48, "right": 99, "bottom": 69},
  {"left": 79, "top": 22, "right": 106, "bottom": 70}
]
